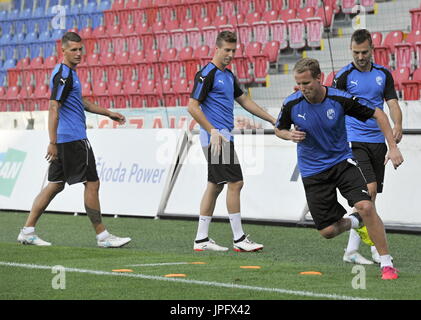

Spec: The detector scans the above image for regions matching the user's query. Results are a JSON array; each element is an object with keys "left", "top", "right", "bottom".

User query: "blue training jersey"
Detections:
[
  {"left": 190, "top": 63, "right": 243, "bottom": 147},
  {"left": 50, "top": 63, "right": 87, "bottom": 143},
  {"left": 333, "top": 62, "right": 397, "bottom": 143},
  {"left": 276, "top": 87, "right": 375, "bottom": 178}
]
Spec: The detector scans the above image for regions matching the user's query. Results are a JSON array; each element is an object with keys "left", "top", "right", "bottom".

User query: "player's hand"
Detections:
[
  {"left": 290, "top": 125, "right": 306, "bottom": 143},
  {"left": 45, "top": 143, "right": 58, "bottom": 163},
  {"left": 392, "top": 126, "right": 403, "bottom": 144},
  {"left": 384, "top": 146, "right": 404, "bottom": 169},
  {"left": 109, "top": 112, "right": 126, "bottom": 125},
  {"left": 210, "top": 129, "right": 228, "bottom": 157}
]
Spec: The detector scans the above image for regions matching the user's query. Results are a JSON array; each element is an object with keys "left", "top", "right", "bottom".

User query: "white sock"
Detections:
[
  {"left": 195, "top": 215, "right": 212, "bottom": 241},
  {"left": 345, "top": 215, "right": 360, "bottom": 229},
  {"left": 229, "top": 212, "right": 245, "bottom": 241},
  {"left": 345, "top": 229, "right": 361, "bottom": 253},
  {"left": 380, "top": 254, "right": 393, "bottom": 268},
  {"left": 96, "top": 230, "right": 110, "bottom": 241},
  {"left": 22, "top": 227, "right": 35, "bottom": 234},
  {"left": 371, "top": 246, "right": 378, "bottom": 254}
]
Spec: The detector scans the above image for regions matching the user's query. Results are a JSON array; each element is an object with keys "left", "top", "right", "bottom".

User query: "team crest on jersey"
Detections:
[
  {"left": 376, "top": 76, "right": 383, "bottom": 86},
  {"left": 326, "top": 108, "right": 335, "bottom": 120}
]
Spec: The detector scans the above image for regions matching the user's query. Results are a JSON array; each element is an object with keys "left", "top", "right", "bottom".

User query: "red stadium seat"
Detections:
[
  {"left": 288, "top": 19, "right": 306, "bottom": 49},
  {"left": 21, "top": 85, "right": 35, "bottom": 112},
  {"left": 238, "top": 0, "right": 252, "bottom": 16},
  {"left": 280, "top": 8, "right": 296, "bottom": 21},
  {"left": 287, "top": 0, "right": 302, "bottom": 10},
  {"left": 173, "top": 78, "right": 190, "bottom": 106},
  {"left": 185, "top": 27, "right": 202, "bottom": 49},
  {"left": 251, "top": 21, "right": 269, "bottom": 43},
  {"left": 342, "top": 0, "right": 358, "bottom": 14},
  {"left": 269, "top": 20, "right": 288, "bottom": 50},
  {"left": 394, "top": 43, "right": 414, "bottom": 70},
  {"left": 246, "top": 12, "right": 261, "bottom": 25},
  {"left": 371, "top": 32, "right": 383, "bottom": 47},
  {"left": 140, "top": 80, "right": 159, "bottom": 107},
  {"left": 263, "top": 40, "right": 280, "bottom": 63},
  {"left": 34, "top": 84, "right": 49, "bottom": 111},
  {"left": 125, "top": 80, "right": 145, "bottom": 108},
  {"left": 194, "top": 45, "right": 212, "bottom": 66},
  {"left": 162, "top": 79, "right": 177, "bottom": 107},
  {"left": 402, "top": 68, "right": 421, "bottom": 100},
  {"left": 237, "top": 24, "right": 252, "bottom": 46},
  {"left": 6, "top": 85, "right": 21, "bottom": 112},
  {"left": 410, "top": 8, "right": 421, "bottom": 31},
  {"left": 360, "top": 0, "right": 375, "bottom": 13},
  {"left": 306, "top": 17, "right": 323, "bottom": 48},
  {"left": 384, "top": 30, "right": 404, "bottom": 52},
  {"left": 392, "top": 67, "right": 410, "bottom": 92},
  {"left": 0, "top": 86, "right": 7, "bottom": 111},
  {"left": 324, "top": 71, "right": 338, "bottom": 86},
  {"left": 171, "top": 29, "right": 186, "bottom": 51},
  {"left": 316, "top": 4, "right": 334, "bottom": 28},
  {"left": 373, "top": 46, "right": 390, "bottom": 68},
  {"left": 305, "top": 0, "right": 319, "bottom": 8},
  {"left": 262, "top": 10, "right": 279, "bottom": 22},
  {"left": 202, "top": 26, "right": 218, "bottom": 48},
  {"left": 297, "top": 7, "right": 314, "bottom": 20}
]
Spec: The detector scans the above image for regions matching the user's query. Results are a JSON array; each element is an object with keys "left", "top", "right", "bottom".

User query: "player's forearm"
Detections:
[
  {"left": 274, "top": 128, "right": 292, "bottom": 140},
  {"left": 373, "top": 108, "right": 398, "bottom": 150},
  {"left": 82, "top": 98, "right": 110, "bottom": 117},
  {"left": 187, "top": 98, "right": 215, "bottom": 134},
  {"left": 387, "top": 100, "right": 403, "bottom": 128},
  {"left": 237, "top": 95, "right": 276, "bottom": 125},
  {"left": 48, "top": 100, "right": 60, "bottom": 144}
]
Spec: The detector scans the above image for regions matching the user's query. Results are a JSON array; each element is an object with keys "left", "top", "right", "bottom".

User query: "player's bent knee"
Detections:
[
  {"left": 319, "top": 226, "right": 336, "bottom": 239},
  {"left": 354, "top": 200, "right": 374, "bottom": 217}
]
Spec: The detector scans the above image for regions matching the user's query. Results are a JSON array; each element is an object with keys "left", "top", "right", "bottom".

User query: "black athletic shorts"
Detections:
[
  {"left": 48, "top": 139, "right": 99, "bottom": 185},
  {"left": 202, "top": 141, "right": 243, "bottom": 185},
  {"left": 302, "top": 159, "right": 371, "bottom": 230},
  {"left": 351, "top": 141, "right": 387, "bottom": 193}
]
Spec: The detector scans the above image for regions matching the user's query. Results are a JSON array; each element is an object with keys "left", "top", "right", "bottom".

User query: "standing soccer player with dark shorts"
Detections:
[
  {"left": 275, "top": 58, "right": 403, "bottom": 280},
  {"left": 188, "top": 31, "right": 276, "bottom": 252},
  {"left": 333, "top": 29, "right": 403, "bottom": 265},
  {"left": 17, "top": 32, "right": 131, "bottom": 248}
]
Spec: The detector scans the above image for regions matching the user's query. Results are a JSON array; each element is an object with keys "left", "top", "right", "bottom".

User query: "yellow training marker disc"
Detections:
[
  {"left": 112, "top": 269, "right": 133, "bottom": 272},
  {"left": 189, "top": 262, "right": 207, "bottom": 265},
  {"left": 164, "top": 274, "right": 187, "bottom": 277},
  {"left": 240, "top": 266, "right": 261, "bottom": 269},
  {"left": 299, "top": 271, "right": 322, "bottom": 275}
]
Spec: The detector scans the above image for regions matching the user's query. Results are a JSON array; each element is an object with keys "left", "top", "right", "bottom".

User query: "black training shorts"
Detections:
[
  {"left": 202, "top": 141, "right": 243, "bottom": 185},
  {"left": 302, "top": 159, "right": 371, "bottom": 230},
  {"left": 48, "top": 139, "right": 99, "bottom": 185},
  {"left": 351, "top": 141, "right": 387, "bottom": 193}
]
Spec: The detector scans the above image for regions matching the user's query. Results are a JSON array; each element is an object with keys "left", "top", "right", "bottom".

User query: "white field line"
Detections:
[{"left": 0, "top": 261, "right": 375, "bottom": 300}]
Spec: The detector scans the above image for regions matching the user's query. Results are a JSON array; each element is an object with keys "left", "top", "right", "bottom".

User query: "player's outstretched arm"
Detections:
[
  {"left": 82, "top": 98, "right": 126, "bottom": 125},
  {"left": 235, "top": 94, "right": 276, "bottom": 125}
]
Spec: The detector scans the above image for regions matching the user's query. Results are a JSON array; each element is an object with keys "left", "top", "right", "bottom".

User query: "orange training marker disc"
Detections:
[
  {"left": 299, "top": 271, "right": 322, "bottom": 275},
  {"left": 112, "top": 269, "right": 134, "bottom": 272},
  {"left": 164, "top": 274, "right": 187, "bottom": 277},
  {"left": 240, "top": 266, "right": 261, "bottom": 269}
]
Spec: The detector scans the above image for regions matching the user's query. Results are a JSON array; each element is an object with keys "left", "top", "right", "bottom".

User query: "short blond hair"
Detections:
[{"left": 293, "top": 58, "right": 321, "bottom": 79}]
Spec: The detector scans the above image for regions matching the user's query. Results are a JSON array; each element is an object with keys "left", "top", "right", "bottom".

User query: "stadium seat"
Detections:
[
  {"left": 0, "top": 86, "right": 7, "bottom": 112},
  {"left": 287, "top": 0, "right": 302, "bottom": 10},
  {"left": 109, "top": 80, "right": 126, "bottom": 108},
  {"left": 125, "top": 80, "right": 145, "bottom": 108},
  {"left": 372, "top": 32, "right": 383, "bottom": 47},
  {"left": 288, "top": 19, "right": 306, "bottom": 49},
  {"left": 185, "top": 27, "right": 202, "bottom": 49},
  {"left": 373, "top": 46, "right": 390, "bottom": 68},
  {"left": 384, "top": 30, "right": 404, "bottom": 53},
  {"left": 394, "top": 43, "right": 414, "bottom": 70},
  {"left": 306, "top": 17, "right": 324, "bottom": 48},
  {"left": 410, "top": 7, "right": 421, "bottom": 31},
  {"left": 262, "top": 10, "right": 279, "bottom": 22},
  {"left": 171, "top": 29, "right": 186, "bottom": 51},
  {"left": 316, "top": 4, "right": 334, "bottom": 28},
  {"left": 305, "top": 0, "right": 319, "bottom": 8},
  {"left": 360, "top": 0, "right": 375, "bottom": 13},
  {"left": 297, "top": 7, "right": 315, "bottom": 21},
  {"left": 246, "top": 12, "right": 261, "bottom": 25},
  {"left": 406, "top": 30, "right": 421, "bottom": 48},
  {"left": 6, "top": 85, "right": 21, "bottom": 112},
  {"left": 252, "top": 21, "right": 269, "bottom": 43},
  {"left": 392, "top": 67, "right": 410, "bottom": 92},
  {"left": 263, "top": 40, "right": 280, "bottom": 63},
  {"left": 341, "top": 0, "right": 358, "bottom": 14},
  {"left": 402, "top": 68, "right": 421, "bottom": 100},
  {"left": 194, "top": 45, "right": 212, "bottom": 66},
  {"left": 237, "top": 24, "right": 252, "bottom": 46},
  {"left": 34, "top": 84, "right": 49, "bottom": 111},
  {"left": 269, "top": 20, "right": 288, "bottom": 50},
  {"left": 269, "top": 0, "right": 283, "bottom": 11},
  {"left": 162, "top": 78, "right": 177, "bottom": 107},
  {"left": 21, "top": 85, "right": 36, "bottom": 112},
  {"left": 238, "top": 0, "right": 252, "bottom": 16},
  {"left": 140, "top": 79, "right": 160, "bottom": 108},
  {"left": 324, "top": 70, "right": 338, "bottom": 86},
  {"left": 202, "top": 26, "right": 218, "bottom": 48},
  {"left": 173, "top": 78, "right": 190, "bottom": 106}
]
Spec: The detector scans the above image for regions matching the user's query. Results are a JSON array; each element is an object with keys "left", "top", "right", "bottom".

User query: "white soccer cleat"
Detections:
[
  {"left": 343, "top": 250, "right": 374, "bottom": 265},
  {"left": 194, "top": 238, "right": 228, "bottom": 251},
  {"left": 233, "top": 235, "right": 264, "bottom": 252},
  {"left": 97, "top": 234, "right": 131, "bottom": 248},
  {"left": 17, "top": 230, "right": 52, "bottom": 246}
]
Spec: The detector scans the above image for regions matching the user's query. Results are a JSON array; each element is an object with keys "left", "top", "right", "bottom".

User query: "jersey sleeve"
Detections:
[
  {"left": 275, "top": 103, "right": 293, "bottom": 130},
  {"left": 332, "top": 71, "right": 348, "bottom": 91},
  {"left": 50, "top": 64, "right": 73, "bottom": 104},
  {"left": 233, "top": 75, "right": 244, "bottom": 98},
  {"left": 332, "top": 95, "right": 375, "bottom": 122},
  {"left": 190, "top": 69, "right": 215, "bottom": 102},
  {"left": 382, "top": 68, "right": 398, "bottom": 101}
]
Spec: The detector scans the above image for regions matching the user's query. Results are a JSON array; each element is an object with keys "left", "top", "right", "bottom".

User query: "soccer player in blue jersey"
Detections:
[
  {"left": 188, "top": 31, "right": 276, "bottom": 252},
  {"left": 333, "top": 29, "right": 403, "bottom": 265},
  {"left": 18, "top": 32, "right": 131, "bottom": 248},
  {"left": 275, "top": 58, "right": 403, "bottom": 279}
]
